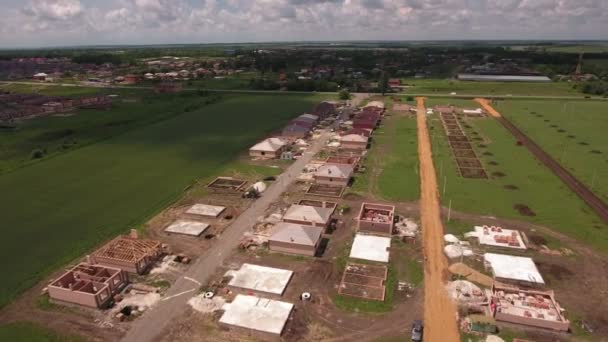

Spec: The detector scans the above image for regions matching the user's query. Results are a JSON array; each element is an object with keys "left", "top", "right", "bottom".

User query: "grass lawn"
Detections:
[
  {"left": 0, "top": 321, "right": 84, "bottom": 342},
  {"left": 424, "top": 98, "right": 608, "bottom": 252},
  {"left": 0, "top": 92, "right": 324, "bottom": 309},
  {"left": 494, "top": 99, "right": 608, "bottom": 203},
  {"left": 351, "top": 98, "right": 419, "bottom": 201},
  {"left": 401, "top": 79, "right": 580, "bottom": 97}
]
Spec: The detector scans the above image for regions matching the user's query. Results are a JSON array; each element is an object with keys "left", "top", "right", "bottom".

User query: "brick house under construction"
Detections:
[
  {"left": 89, "top": 231, "right": 162, "bottom": 274},
  {"left": 357, "top": 203, "right": 395, "bottom": 236},
  {"left": 48, "top": 263, "right": 128, "bottom": 309}
]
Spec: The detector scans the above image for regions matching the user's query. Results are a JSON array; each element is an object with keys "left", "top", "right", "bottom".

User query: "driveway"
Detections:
[{"left": 122, "top": 131, "right": 332, "bottom": 342}]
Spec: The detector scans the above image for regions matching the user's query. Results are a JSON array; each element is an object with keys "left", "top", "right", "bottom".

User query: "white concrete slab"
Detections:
[
  {"left": 185, "top": 204, "right": 226, "bottom": 217},
  {"left": 219, "top": 294, "right": 293, "bottom": 335},
  {"left": 484, "top": 253, "right": 544, "bottom": 285},
  {"left": 226, "top": 264, "right": 293, "bottom": 295},
  {"left": 349, "top": 234, "right": 390, "bottom": 263},
  {"left": 164, "top": 220, "right": 210, "bottom": 237}
]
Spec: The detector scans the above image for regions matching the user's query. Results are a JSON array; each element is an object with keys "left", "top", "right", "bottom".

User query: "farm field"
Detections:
[
  {"left": 0, "top": 321, "right": 83, "bottom": 342},
  {"left": 0, "top": 90, "right": 217, "bottom": 173},
  {"left": 351, "top": 99, "right": 419, "bottom": 201},
  {"left": 494, "top": 99, "right": 608, "bottom": 203},
  {"left": 0, "top": 92, "right": 323, "bottom": 309},
  {"left": 424, "top": 98, "right": 608, "bottom": 251},
  {"left": 0, "top": 83, "right": 104, "bottom": 97},
  {"left": 401, "top": 79, "right": 580, "bottom": 97}
]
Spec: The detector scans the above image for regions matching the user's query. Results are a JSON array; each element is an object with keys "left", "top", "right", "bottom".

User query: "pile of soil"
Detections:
[
  {"left": 557, "top": 129, "right": 566, "bottom": 133},
  {"left": 483, "top": 152, "right": 493, "bottom": 156},
  {"left": 590, "top": 150, "right": 602, "bottom": 154},
  {"left": 488, "top": 161, "right": 499, "bottom": 165},
  {"left": 492, "top": 171, "right": 506, "bottom": 177},
  {"left": 504, "top": 184, "right": 519, "bottom": 190},
  {"left": 528, "top": 235, "right": 547, "bottom": 245},
  {"left": 477, "top": 144, "right": 487, "bottom": 148},
  {"left": 579, "top": 142, "right": 589, "bottom": 145},
  {"left": 567, "top": 135, "right": 576, "bottom": 139},
  {"left": 544, "top": 119, "right": 550, "bottom": 122},
  {"left": 514, "top": 203, "right": 536, "bottom": 216},
  {"left": 536, "top": 262, "right": 574, "bottom": 282},
  {"left": 550, "top": 124, "right": 558, "bottom": 128}
]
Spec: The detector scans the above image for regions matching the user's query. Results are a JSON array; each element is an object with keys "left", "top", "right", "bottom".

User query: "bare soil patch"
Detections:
[
  {"left": 513, "top": 203, "right": 536, "bottom": 217},
  {"left": 504, "top": 184, "right": 519, "bottom": 190},
  {"left": 492, "top": 171, "right": 506, "bottom": 178}
]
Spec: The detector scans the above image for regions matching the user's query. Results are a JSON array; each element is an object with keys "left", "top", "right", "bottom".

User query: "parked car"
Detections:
[{"left": 411, "top": 320, "right": 423, "bottom": 342}]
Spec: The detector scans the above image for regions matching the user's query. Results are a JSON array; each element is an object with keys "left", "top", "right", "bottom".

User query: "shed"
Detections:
[{"left": 269, "top": 222, "right": 323, "bottom": 256}]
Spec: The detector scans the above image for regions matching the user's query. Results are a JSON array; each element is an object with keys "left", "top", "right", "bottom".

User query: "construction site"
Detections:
[{"left": 2, "top": 94, "right": 608, "bottom": 342}]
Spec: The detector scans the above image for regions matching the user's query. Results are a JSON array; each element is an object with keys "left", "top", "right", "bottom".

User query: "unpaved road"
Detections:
[
  {"left": 415, "top": 97, "right": 459, "bottom": 342},
  {"left": 122, "top": 131, "right": 332, "bottom": 342},
  {"left": 475, "top": 98, "right": 608, "bottom": 224}
]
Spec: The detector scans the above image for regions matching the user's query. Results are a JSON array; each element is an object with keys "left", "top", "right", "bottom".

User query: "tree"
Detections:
[
  {"left": 379, "top": 71, "right": 389, "bottom": 96},
  {"left": 338, "top": 89, "right": 351, "bottom": 100}
]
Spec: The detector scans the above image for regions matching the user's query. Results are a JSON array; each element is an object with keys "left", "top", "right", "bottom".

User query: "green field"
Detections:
[
  {"left": 352, "top": 99, "right": 419, "bottom": 201},
  {"left": 424, "top": 98, "right": 608, "bottom": 251},
  {"left": 401, "top": 79, "right": 580, "bottom": 97},
  {"left": 0, "top": 322, "right": 84, "bottom": 342},
  {"left": 0, "top": 91, "right": 217, "bottom": 173},
  {"left": 0, "top": 91, "right": 323, "bottom": 309},
  {"left": 495, "top": 99, "right": 608, "bottom": 203},
  {"left": 0, "top": 83, "right": 104, "bottom": 96}
]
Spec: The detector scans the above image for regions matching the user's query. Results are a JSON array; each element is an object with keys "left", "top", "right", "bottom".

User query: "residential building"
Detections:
[
  {"left": 249, "top": 137, "right": 287, "bottom": 159},
  {"left": 268, "top": 222, "right": 324, "bottom": 256},
  {"left": 314, "top": 163, "right": 354, "bottom": 186}
]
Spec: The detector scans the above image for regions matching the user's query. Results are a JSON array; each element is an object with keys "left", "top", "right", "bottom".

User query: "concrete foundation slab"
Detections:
[
  {"left": 349, "top": 234, "right": 391, "bottom": 263},
  {"left": 164, "top": 220, "right": 210, "bottom": 237},
  {"left": 226, "top": 263, "right": 293, "bottom": 295},
  {"left": 219, "top": 294, "right": 294, "bottom": 335},
  {"left": 185, "top": 204, "right": 226, "bottom": 217}
]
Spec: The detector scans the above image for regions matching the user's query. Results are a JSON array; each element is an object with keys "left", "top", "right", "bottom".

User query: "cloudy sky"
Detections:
[{"left": 1, "top": 0, "right": 607, "bottom": 47}]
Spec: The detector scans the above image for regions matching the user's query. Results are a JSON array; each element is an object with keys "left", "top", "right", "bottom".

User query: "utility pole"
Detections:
[{"left": 447, "top": 199, "right": 452, "bottom": 222}]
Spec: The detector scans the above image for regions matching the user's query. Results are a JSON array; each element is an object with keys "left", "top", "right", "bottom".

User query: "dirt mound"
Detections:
[
  {"left": 567, "top": 135, "right": 576, "bottom": 139},
  {"left": 579, "top": 142, "right": 589, "bottom": 145},
  {"left": 528, "top": 234, "right": 547, "bottom": 245},
  {"left": 514, "top": 203, "right": 536, "bottom": 216},
  {"left": 488, "top": 161, "right": 499, "bottom": 165},
  {"left": 590, "top": 150, "right": 602, "bottom": 154},
  {"left": 492, "top": 171, "right": 506, "bottom": 177},
  {"left": 343, "top": 193, "right": 363, "bottom": 200},
  {"left": 536, "top": 262, "right": 574, "bottom": 283},
  {"left": 550, "top": 124, "right": 558, "bottom": 128},
  {"left": 477, "top": 144, "right": 487, "bottom": 148},
  {"left": 483, "top": 152, "right": 493, "bottom": 156},
  {"left": 558, "top": 129, "right": 566, "bottom": 133},
  {"left": 504, "top": 185, "right": 519, "bottom": 190}
]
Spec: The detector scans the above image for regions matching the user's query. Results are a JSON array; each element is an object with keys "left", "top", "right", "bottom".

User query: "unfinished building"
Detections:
[
  {"left": 90, "top": 232, "right": 163, "bottom": 274},
  {"left": 219, "top": 294, "right": 294, "bottom": 338},
  {"left": 357, "top": 203, "right": 395, "bottom": 236},
  {"left": 48, "top": 263, "right": 128, "bottom": 308},
  {"left": 491, "top": 284, "right": 570, "bottom": 332},
  {"left": 466, "top": 226, "right": 526, "bottom": 250}
]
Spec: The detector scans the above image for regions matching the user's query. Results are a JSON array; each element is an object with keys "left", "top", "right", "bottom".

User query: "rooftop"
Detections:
[
  {"left": 250, "top": 138, "right": 287, "bottom": 152},
  {"left": 314, "top": 164, "right": 354, "bottom": 179},
  {"left": 341, "top": 134, "right": 369, "bottom": 143},
  {"left": 269, "top": 222, "right": 323, "bottom": 246},
  {"left": 283, "top": 204, "right": 333, "bottom": 224},
  {"left": 349, "top": 234, "right": 391, "bottom": 263}
]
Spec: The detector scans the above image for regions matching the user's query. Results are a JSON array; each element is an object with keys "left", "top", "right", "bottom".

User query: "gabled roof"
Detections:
[
  {"left": 283, "top": 205, "right": 333, "bottom": 224},
  {"left": 341, "top": 134, "right": 369, "bottom": 143},
  {"left": 315, "top": 163, "right": 354, "bottom": 178},
  {"left": 346, "top": 128, "right": 372, "bottom": 137},
  {"left": 270, "top": 222, "right": 323, "bottom": 246},
  {"left": 250, "top": 138, "right": 286, "bottom": 152},
  {"left": 364, "top": 101, "right": 385, "bottom": 109}
]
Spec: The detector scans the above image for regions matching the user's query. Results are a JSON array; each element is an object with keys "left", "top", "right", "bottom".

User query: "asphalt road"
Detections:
[
  {"left": 122, "top": 131, "right": 332, "bottom": 342},
  {"left": 2, "top": 81, "right": 608, "bottom": 101}
]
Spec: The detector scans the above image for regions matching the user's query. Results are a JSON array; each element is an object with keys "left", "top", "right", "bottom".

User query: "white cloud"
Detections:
[{"left": 2, "top": 0, "right": 608, "bottom": 47}]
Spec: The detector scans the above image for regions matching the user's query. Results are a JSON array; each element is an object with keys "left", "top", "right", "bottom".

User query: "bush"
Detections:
[
  {"left": 338, "top": 89, "right": 351, "bottom": 100},
  {"left": 31, "top": 149, "right": 45, "bottom": 159}
]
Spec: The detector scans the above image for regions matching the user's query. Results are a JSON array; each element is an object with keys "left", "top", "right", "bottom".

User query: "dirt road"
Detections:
[
  {"left": 121, "top": 131, "right": 332, "bottom": 342},
  {"left": 475, "top": 98, "right": 608, "bottom": 224},
  {"left": 415, "top": 97, "right": 459, "bottom": 342}
]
